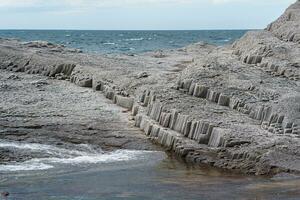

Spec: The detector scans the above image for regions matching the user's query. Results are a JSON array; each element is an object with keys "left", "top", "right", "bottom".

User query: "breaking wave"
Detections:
[
  {"left": 0, "top": 141, "right": 162, "bottom": 172},
  {"left": 124, "top": 37, "right": 144, "bottom": 41}
]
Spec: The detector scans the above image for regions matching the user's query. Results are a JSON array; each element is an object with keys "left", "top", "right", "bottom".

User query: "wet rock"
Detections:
[{"left": 1, "top": 191, "right": 9, "bottom": 198}]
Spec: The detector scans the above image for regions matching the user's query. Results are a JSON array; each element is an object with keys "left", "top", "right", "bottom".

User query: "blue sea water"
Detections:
[{"left": 0, "top": 30, "right": 248, "bottom": 54}]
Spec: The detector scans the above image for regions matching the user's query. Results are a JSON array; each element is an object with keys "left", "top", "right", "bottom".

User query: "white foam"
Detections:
[
  {"left": 0, "top": 163, "right": 53, "bottom": 171},
  {"left": 125, "top": 38, "right": 144, "bottom": 41},
  {"left": 103, "top": 42, "right": 116, "bottom": 45},
  {"left": 0, "top": 141, "right": 162, "bottom": 172},
  {"left": 0, "top": 141, "right": 98, "bottom": 157},
  {"left": 32, "top": 150, "right": 149, "bottom": 165}
]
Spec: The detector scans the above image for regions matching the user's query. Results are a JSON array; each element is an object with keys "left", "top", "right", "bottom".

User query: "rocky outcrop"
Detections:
[
  {"left": 23, "top": 40, "right": 83, "bottom": 53},
  {"left": 267, "top": 1, "right": 300, "bottom": 43},
  {"left": 0, "top": 1, "right": 300, "bottom": 176}
]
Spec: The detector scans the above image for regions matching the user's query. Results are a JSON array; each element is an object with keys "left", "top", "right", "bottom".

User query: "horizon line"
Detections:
[{"left": 0, "top": 28, "right": 258, "bottom": 31}]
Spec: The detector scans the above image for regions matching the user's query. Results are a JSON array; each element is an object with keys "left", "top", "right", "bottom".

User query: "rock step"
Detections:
[
  {"left": 232, "top": 48, "right": 300, "bottom": 81},
  {"left": 176, "top": 79, "right": 298, "bottom": 135},
  {"left": 135, "top": 92, "right": 237, "bottom": 148},
  {"left": 258, "top": 62, "right": 300, "bottom": 81},
  {"left": 242, "top": 55, "right": 263, "bottom": 65},
  {"left": 232, "top": 50, "right": 263, "bottom": 65},
  {"left": 134, "top": 113, "right": 228, "bottom": 154}
]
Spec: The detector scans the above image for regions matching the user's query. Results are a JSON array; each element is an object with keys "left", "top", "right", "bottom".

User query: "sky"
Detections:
[{"left": 0, "top": 0, "right": 296, "bottom": 30}]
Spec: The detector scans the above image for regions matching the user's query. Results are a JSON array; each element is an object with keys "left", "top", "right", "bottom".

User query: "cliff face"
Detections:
[{"left": 0, "top": 1, "right": 299, "bottom": 175}]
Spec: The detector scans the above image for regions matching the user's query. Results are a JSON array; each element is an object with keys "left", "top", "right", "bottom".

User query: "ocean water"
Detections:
[
  {"left": 0, "top": 30, "right": 248, "bottom": 54},
  {"left": 1, "top": 141, "right": 300, "bottom": 200}
]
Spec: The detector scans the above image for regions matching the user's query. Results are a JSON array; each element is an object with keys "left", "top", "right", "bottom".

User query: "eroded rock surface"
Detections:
[
  {"left": 0, "top": 1, "right": 300, "bottom": 175},
  {"left": 0, "top": 70, "right": 159, "bottom": 163}
]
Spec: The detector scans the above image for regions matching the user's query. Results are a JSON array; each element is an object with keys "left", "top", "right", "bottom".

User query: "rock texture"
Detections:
[
  {"left": 0, "top": 70, "right": 159, "bottom": 163},
  {"left": 0, "top": 1, "right": 300, "bottom": 175}
]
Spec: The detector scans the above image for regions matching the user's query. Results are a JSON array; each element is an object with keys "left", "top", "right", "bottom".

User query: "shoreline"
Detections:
[
  {"left": 0, "top": 69, "right": 161, "bottom": 164},
  {"left": 0, "top": 1, "right": 300, "bottom": 176}
]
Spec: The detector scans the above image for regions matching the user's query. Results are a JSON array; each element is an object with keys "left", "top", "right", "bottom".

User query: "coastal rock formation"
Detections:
[
  {"left": 0, "top": 70, "right": 160, "bottom": 163},
  {"left": 0, "top": 1, "right": 300, "bottom": 175},
  {"left": 267, "top": 0, "right": 300, "bottom": 43}
]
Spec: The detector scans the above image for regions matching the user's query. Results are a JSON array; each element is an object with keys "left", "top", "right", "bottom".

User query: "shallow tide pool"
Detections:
[{"left": 0, "top": 146, "right": 299, "bottom": 200}]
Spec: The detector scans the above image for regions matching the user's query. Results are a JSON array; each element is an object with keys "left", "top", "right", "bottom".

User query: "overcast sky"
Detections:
[{"left": 0, "top": 0, "right": 296, "bottom": 30}]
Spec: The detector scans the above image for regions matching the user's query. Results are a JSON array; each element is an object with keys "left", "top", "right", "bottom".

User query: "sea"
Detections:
[
  {"left": 0, "top": 30, "right": 248, "bottom": 54},
  {"left": 0, "top": 30, "right": 300, "bottom": 200}
]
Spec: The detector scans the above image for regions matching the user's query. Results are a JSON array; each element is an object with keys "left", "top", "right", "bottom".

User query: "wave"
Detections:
[
  {"left": 0, "top": 150, "right": 153, "bottom": 172},
  {"left": 0, "top": 141, "right": 98, "bottom": 157},
  {"left": 215, "top": 38, "right": 231, "bottom": 42},
  {"left": 0, "top": 141, "right": 162, "bottom": 172},
  {"left": 103, "top": 42, "right": 116, "bottom": 45},
  {"left": 0, "top": 162, "right": 53, "bottom": 171},
  {"left": 221, "top": 39, "right": 230, "bottom": 42},
  {"left": 124, "top": 38, "right": 144, "bottom": 41}
]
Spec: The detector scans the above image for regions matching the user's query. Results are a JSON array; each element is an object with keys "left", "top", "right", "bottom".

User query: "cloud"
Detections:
[
  {"left": 0, "top": 0, "right": 296, "bottom": 29},
  {"left": 0, "top": 0, "right": 39, "bottom": 7},
  {"left": 63, "top": 0, "right": 192, "bottom": 10},
  {"left": 0, "top": 0, "right": 190, "bottom": 8},
  {"left": 211, "top": 0, "right": 242, "bottom": 4},
  {"left": 0, "top": 0, "right": 295, "bottom": 12},
  {"left": 0, "top": 0, "right": 195, "bottom": 14}
]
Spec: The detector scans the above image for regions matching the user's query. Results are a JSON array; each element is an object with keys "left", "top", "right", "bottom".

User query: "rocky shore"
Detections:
[
  {"left": 0, "top": 70, "right": 159, "bottom": 164},
  {"left": 0, "top": 1, "right": 300, "bottom": 175}
]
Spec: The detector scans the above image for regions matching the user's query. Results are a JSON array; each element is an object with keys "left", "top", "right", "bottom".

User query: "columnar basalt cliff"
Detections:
[{"left": 0, "top": 1, "right": 299, "bottom": 175}]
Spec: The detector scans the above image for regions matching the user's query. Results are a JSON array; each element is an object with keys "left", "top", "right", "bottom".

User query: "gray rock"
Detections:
[{"left": 0, "top": 1, "right": 300, "bottom": 176}]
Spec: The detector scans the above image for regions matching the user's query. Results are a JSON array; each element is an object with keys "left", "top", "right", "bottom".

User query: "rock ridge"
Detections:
[{"left": 0, "top": 1, "right": 300, "bottom": 175}]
